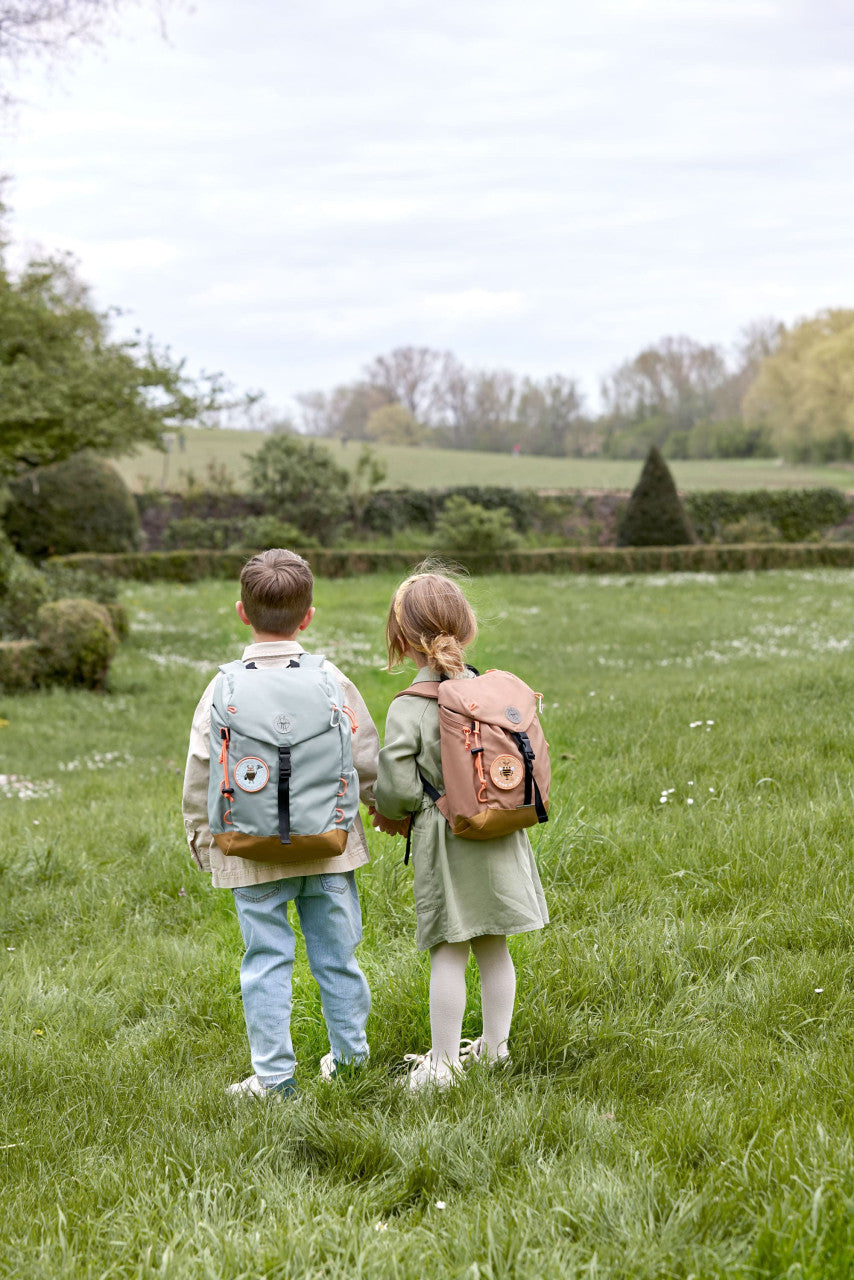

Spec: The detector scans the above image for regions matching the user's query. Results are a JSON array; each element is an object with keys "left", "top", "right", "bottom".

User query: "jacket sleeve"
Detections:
[
  {"left": 333, "top": 668, "right": 379, "bottom": 808},
  {"left": 182, "top": 677, "right": 217, "bottom": 873},
  {"left": 376, "top": 697, "right": 425, "bottom": 821}
]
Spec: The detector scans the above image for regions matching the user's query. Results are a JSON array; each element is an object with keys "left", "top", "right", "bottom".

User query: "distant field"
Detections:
[{"left": 115, "top": 429, "right": 854, "bottom": 494}]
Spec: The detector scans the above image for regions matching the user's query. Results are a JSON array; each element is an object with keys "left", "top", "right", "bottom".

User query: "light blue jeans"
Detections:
[{"left": 232, "top": 872, "right": 371, "bottom": 1088}]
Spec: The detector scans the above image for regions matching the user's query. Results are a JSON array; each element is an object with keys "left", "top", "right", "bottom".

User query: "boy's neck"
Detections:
[{"left": 248, "top": 629, "right": 301, "bottom": 644}]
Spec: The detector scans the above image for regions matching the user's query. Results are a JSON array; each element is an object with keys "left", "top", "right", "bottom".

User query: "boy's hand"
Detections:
[{"left": 368, "top": 805, "right": 411, "bottom": 838}]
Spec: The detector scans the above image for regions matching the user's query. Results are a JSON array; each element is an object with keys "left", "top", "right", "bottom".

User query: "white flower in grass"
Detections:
[
  {"left": 435, "top": 1201, "right": 446, "bottom": 1210},
  {"left": 815, "top": 988, "right": 824, "bottom": 994},
  {"left": 374, "top": 1222, "right": 388, "bottom": 1232},
  {"left": 687, "top": 798, "right": 694, "bottom": 805}
]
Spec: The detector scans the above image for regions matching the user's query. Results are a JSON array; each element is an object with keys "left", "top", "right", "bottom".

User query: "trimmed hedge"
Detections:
[
  {"left": 685, "top": 488, "right": 850, "bottom": 542},
  {"left": 137, "top": 486, "right": 852, "bottom": 550},
  {"left": 51, "top": 542, "right": 854, "bottom": 581}
]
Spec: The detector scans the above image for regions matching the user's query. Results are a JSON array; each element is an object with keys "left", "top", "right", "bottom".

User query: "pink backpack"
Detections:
[{"left": 397, "top": 667, "right": 550, "bottom": 845}]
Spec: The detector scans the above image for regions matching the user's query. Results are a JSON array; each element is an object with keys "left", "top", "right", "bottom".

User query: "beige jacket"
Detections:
[{"left": 182, "top": 640, "right": 379, "bottom": 888}]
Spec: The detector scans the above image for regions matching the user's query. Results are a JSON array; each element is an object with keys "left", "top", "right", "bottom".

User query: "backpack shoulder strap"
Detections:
[
  {"left": 296, "top": 652, "right": 325, "bottom": 669},
  {"left": 394, "top": 682, "right": 440, "bottom": 701}
]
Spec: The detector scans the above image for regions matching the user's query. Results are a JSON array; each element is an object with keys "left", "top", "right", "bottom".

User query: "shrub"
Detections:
[
  {"left": 685, "top": 488, "right": 850, "bottom": 543},
  {"left": 0, "top": 639, "right": 43, "bottom": 692},
  {"left": 231, "top": 515, "right": 319, "bottom": 552},
  {"left": 36, "top": 598, "right": 118, "bottom": 689},
  {"left": 163, "top": 517, "right": 232, "bottom": 550},
  {"left": 0, "top": 541, "right": 54, "bottom": 637},
  {"left": 246, "top": 434, "right": 351, "bottom": 543},
  {"left": 433, "top": 496, "right": 522, "bottom": 554},
  {"left": 4, "top": 453, "right": 142, "bottom": 560},
  {"left": 718, "top": 516, "right": 778, "bottom": 544},
  {"left": 617, "top": 446, "right": 695, "bottom": 547}
]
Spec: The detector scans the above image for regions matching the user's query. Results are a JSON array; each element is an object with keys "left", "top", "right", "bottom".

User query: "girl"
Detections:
[{"left": 374, "top": 571, "right": 549, "bottom": 1090}]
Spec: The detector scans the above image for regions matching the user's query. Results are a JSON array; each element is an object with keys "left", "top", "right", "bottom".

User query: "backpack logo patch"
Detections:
[
  {"left": 234, "top": 757, "right": 270, "bottom": 793},
  {"left": 505, "top": 706, "right": 522, "bottom": 723},
  {"left": 274, "top": 713, "right": 293, "bottom": 734},
  {"left": 490, "top": 754, "right": 522, "bottom": 790}
]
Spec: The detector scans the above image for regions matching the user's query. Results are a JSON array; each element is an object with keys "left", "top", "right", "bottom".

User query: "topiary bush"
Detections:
[
  {"left": 434, "top": 496, "right": 522, "bottom": 554},
  {"left": 4, "top": 452, "right": 142, "bottom": 560},
  {"left": 0, "top": 639, "right": 43, "bottom": 692},
  {"left": 36, "top": 598, "right": 118, "bottom": 690},
  {"left": 617, "top": 446, "right": 695, "bottom": 547}
]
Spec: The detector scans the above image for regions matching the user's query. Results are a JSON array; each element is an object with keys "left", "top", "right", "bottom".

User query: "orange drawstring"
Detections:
[
  {"left": 471, "top": 719, "right": 488, "bottom": 802},
  {"left": 219, "top": 727, "right": 232, "bottom": 797},
  {"left": 342, "top": 706, "right": 358, "bottom": 734}
]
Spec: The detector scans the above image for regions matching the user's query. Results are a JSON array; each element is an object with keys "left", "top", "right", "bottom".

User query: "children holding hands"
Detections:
[{"left": 182, "top": 553, "right": 548, "bottom": 1097}]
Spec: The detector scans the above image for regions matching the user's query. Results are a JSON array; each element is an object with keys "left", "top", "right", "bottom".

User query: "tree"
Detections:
[
  {"left": 617, "top": 446, "right": 695, "bottom": 547},
  {"left": 364, "top": 403, "right": 423, "bottom": 445},
  {"left": 0, "top": 247, "right": 215, "bottom": 477},
  {"left": 514, "top": 374, "right": 584, "bottom": 455},
  {"left": 296, "top": 381, "right": 389, "bottom": 439},
  {"left": 0, "top": 1, "right": 173, "bottom": 101},
  {"left": 246, "top": 434, "right": 351, "bottom": 543},
  {"left": 602, "top": 336, "right": 729, "bottom": 433},
  {"left": 362, "top": 346, "right": 452, "bottom": 422},
  {"left": 743, "top": 310, "right": 854, "bottom": 462}
]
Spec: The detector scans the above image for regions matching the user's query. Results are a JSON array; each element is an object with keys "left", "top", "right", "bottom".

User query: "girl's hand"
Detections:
[{"left": 369, "top": 805, "right": 411, "bottom": 837}]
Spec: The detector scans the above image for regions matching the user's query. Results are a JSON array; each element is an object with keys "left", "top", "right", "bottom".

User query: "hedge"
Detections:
[
  {"left": 684, "top": 488, "right": 851, "bottom": 542},
  {"left": 136, "top": 486, "right": 852, "bottom": 550},
  {"left": 51, "top": 542, "right": 854, "bottom": 582}
]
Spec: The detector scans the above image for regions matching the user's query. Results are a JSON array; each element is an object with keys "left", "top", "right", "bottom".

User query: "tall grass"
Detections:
[{"left": 1, "top": 570, "right": 853, "bottom": 1277}]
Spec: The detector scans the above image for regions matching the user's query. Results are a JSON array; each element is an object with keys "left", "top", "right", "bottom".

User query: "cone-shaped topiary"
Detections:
[
  {"left": 4, "top": 452, "right": 141, "bottom": 560},
  {"left": 617, "top": 446, "right": 696, "bottom": 546}
]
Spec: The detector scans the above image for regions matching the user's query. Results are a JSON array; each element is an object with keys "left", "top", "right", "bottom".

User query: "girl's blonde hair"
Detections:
[{"left": 386, "top": 572, "right": 477, "bottom": 678}]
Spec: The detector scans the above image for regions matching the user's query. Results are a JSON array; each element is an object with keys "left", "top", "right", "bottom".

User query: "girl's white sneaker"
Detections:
[
  {"left": 401, "top": 1052, "right": 458, "bottom": 1092},
  {"left": 459, "top": 1036, "right": 512, "bottom": 1069}
]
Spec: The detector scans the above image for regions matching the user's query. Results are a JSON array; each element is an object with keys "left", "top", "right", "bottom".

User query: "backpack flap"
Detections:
[{"left": 208, "top": 656, "right": 359, "bottom": 862}]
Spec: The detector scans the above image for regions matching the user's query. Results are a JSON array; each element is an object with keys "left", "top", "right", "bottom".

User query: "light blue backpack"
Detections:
[{"left": 207, "top": 654, "right": 359, "bottom": 863}]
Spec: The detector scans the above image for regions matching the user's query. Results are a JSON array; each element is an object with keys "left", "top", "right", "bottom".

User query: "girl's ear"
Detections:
[
  {"left": 298, "top": 606, "right": 316, "bottom": 632},
  {"left": 236, "top": 601, "right": 251, "bottom": 627}
]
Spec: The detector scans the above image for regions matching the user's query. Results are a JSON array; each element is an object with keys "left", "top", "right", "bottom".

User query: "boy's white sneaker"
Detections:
[
  {"left": 401, "top": 1052, "right": 458, "bottom": 1092},
  {"left": 226, "top": 1073, "right": 297, "bottom": 1100},
  {"left": 459, "top": 1036, "right": 512, "bottom": 1069},
  {"left": 319, "top": 1050, "right": 369, "bottom": 1080}
]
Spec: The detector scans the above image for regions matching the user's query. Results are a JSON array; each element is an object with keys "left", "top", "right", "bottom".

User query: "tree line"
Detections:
[{"left": 292, "top": 314, "right": 854, "bottom": 465}]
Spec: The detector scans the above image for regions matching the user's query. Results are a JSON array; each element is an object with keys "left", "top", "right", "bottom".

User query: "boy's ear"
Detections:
[
  {"left": 236, "top": 601, "right": 251, "bottom": 627},
  {"left": 297, "top": 606, "right": 316, "bottom": 633}
]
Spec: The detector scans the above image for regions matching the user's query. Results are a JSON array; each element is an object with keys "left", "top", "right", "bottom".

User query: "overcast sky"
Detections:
[{"left": 2, "top": 0, "right": 854, "bottom": 419}]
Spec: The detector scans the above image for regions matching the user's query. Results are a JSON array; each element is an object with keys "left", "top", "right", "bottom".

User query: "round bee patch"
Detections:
[
  {"left": 234, "top": 757, "right": 270, "bottom": 793},
  {"left": 490, "top": 754, "right": 522, "bottom": 790}
]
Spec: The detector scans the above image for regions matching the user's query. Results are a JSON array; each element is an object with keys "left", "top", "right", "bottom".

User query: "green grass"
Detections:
[
  {"left": 2, "top": 569, "right": 854, "bottom": 1277},
  {"left": 114, "top": 428, "right": 854, "bottom": 494}
]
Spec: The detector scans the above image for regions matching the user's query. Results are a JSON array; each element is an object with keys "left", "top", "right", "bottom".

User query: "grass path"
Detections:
[
  {"left": 1, "top": 570, "right": 854, "bottom": 1277},
  {"left": 113, "top": 428, "right": 854, "bottom": 494}
]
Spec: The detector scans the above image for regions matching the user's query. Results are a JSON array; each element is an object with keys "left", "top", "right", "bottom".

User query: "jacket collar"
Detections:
[{"left": 241, "top": 640, "right": 306, "bottom": 660}]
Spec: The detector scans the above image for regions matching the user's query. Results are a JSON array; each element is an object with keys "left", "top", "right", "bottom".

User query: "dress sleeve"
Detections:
[
  {"left": 182, "top": 677, "right": 217, "bottom": 873},
  {"left": 376, "top": 697, "right": 425, "bottom": 821}
]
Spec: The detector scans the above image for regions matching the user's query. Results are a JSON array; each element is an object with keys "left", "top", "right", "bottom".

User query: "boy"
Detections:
[{"left": 182, "top": 548, "right": 379, "bottom": 1098}]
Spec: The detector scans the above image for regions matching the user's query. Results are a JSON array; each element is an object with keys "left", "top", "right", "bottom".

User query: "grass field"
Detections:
[
  {"left": 2, "top": 569, "right": 854, "bottom": 1277},
  {"left": 114, "top": 428, "right": 854, "bottom": 494}
]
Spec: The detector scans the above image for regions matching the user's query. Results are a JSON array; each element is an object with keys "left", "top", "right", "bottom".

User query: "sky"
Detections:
[{"left": 2, "top": 0, "right": 854, "bottom": 420}]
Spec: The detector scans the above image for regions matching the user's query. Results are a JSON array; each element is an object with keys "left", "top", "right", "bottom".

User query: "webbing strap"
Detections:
[
  {"left": 277, "top": 745, "right": 292, "bottom": 844},
  {"left": 404, "top": 773, "right": 440, "bottom": 865},
  {"left": 511, "top": 731, "right": 548, "bottom": 825}
]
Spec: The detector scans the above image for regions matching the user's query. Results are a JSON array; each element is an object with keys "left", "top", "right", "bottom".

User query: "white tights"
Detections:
[{"left": 429, "top": 935, "right": 516, "bottom": 1068}]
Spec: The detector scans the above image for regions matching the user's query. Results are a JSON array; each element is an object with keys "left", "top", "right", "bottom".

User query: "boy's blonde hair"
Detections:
[
  {"left": 240, "top": 549, "right": 313, "bottom": 635},
  {"left": 386, "top": 571, "right": 477, "bottom": 678}
]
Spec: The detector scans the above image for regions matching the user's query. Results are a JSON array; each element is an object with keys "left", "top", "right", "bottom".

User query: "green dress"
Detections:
[{"left": 376, "top": 667, "right": 550, "bottom": 952}]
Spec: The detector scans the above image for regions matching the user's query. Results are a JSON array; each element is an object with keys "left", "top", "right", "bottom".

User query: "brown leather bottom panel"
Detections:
[
  {"left": 448, "top": 803, "right": 548, "bottom": 841},
  {"left": 214, "top": 829, "right": 348, "bottom": 862}
]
